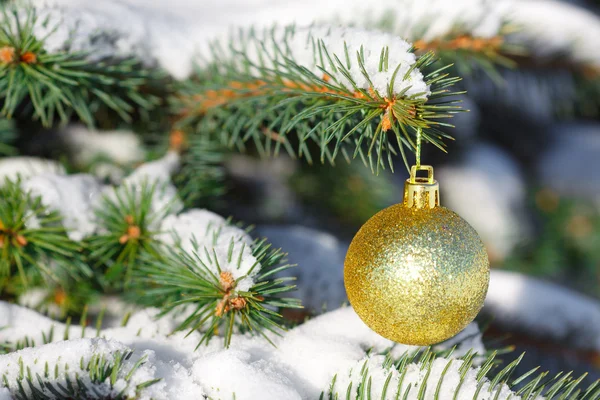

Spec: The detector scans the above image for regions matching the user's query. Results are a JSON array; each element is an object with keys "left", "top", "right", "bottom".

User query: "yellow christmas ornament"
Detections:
[{"left": 344, "top": 164, "right": 490, "bottom": 346}]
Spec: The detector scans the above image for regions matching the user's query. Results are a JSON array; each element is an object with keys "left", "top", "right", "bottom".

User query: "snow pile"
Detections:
[
  {"left": 159, "top": 209, "right": 252, "bottom": 253},
  {"left": 330, "top": 355, "right": 514, "bottom": 400},
  {"left": 0, "top": 338, "right": 170, "bottom": 399},
  {"left": 160, "top": 209, "right": 257, "bottom": 290},
  {"left": 485, "top": 270, "right": 600, "bottom": 352},
  {"left": 507, "top": 1, "right": 600, "bottom": 68},
  {"left": 22, "top": 174, "right": 104, "bottom": 241},
  {"left": 365, "top": 0, "right": 510, "bottom": 42},
  {"left": 26, "top": 0, "right": 600, "bottom": 81},
  {"left": 0, "top": 157, "right": 65, "bottom": 183},
  {"left": 0, "top": 302, "right": 489, "bottom": 399},
  {"left": 102, "top": 150, "right": 184, "bottom": 224},
  {"left": 13, "top": 152, "right": 182, "bottom": 240},
  {"left": 226, "top": 26, "right": 429, "bottom": 99},
  {"left": 58, "top": 125, "right": 145, "bottom": 167},
  {"left": 257, "top": 225, "right": 347, "bottom": 311}
]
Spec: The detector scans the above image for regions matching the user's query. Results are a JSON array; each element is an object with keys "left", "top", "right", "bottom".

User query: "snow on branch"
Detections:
[
  {"left": 175, "top": 25, "right": 462, "bottom": 172},
  {"left": 0, "top": 302, "right": 594, "bottom": 399}
]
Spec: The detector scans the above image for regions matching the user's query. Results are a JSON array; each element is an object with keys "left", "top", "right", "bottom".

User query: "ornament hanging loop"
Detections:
[
  {"left": 404, "top": 165, "right": 440, "bottom": 209},
  {"left": 415, "top": 127, "right": 422, "bottom": 168}
]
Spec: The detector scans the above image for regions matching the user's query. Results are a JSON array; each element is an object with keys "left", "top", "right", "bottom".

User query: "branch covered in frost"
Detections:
[
  {"left": 131, "top": 209, "right": 302, "bottom": 348},
  {"left": 0, "top": 7, "right": 163, "bottom": 127},
  {"left": 0, "top": 153, "right": 300, "bottom": 348},
  {"left": 0, "top": 178, "right": 89, "bottom": 292},
  {"left": 174, "top": 25, "right": 463, "bottom": 172},
  {"left": 322, "top": 349, "right": 597, "bottom": 400},
  {"left": 0, "top": 339, "right": 160, "bottom": 400}
]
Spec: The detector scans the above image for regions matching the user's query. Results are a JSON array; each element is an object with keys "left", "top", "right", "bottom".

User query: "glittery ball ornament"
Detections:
[{"left": 344, "top": 165, "right": 489, "bottom": 345}]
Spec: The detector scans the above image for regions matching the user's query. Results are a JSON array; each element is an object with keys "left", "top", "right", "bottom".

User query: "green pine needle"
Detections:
[
  {"left": 0, "top": 7, "right": 162, "bottom": 127},
  {"left": 0, "top": 118, "right": 16, "bottom": 155},
  {"left": 173, "top": 25, "right": 464, "bottom": 174},
  {"left": 1, "top": 351, "right": 160, "bottom": 399},
  {"left": 0, "top": 178, "right": 85, "bottom": 291},
  {"left": 131, "top": 231, "right": 302, "bottom": 348},
  {"left": 174, "top": 132, "right": 227, "bottom": 207},
  {"left": 322, "top": 349, "right": 600, "bottom": 400},
  {"left": 88, "top": 180, "right": 172, "bottom": 287}
]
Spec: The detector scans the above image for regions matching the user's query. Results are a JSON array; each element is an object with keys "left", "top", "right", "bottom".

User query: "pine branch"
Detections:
[
  {"left": 173, "top": 26, "right": 463, "bottom": 173},
  {"left": 0, "top": 7, "right": 163, "bottom": 127},
  {"left": 0, "top": 178, "right": 88, "bottom": 292},
  {"left": 0, "top": 118, "right": 16, "bottom": 155},
  {"left": 321, "top": 348, "right": 600, "bottom": 400},
  {"left": 369, "top": 9, "right": 521, "bottom": 82},
  {"left": 1, "top": 351, "right": 160, "bottom": 400},
  {"left": 88, "top": 181, "right": 171, "bottom": 288},
  {"left": 131, "top": 230, "right": 302, "bottom": 348},
  {"left": 173, "top": 130, "right": 227, "bottom": 207}
]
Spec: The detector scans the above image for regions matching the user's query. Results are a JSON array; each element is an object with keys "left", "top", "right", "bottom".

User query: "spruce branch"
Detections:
[
  {"left": 1, "top": 351, "right": 160, "bottom": 400},
  {"left": 172, "top": 130, "right": 227, "bottom": 207},
  {"left": 321, "top": 348, "right": 600, "bottom": 400},
  {"left": 0, "top": 178, "right": 87, "bottom": 291},
  {"left": 173, "top": 26, "right": 463, "bottom": 173},
  {"left": 0, "top": 7, "right": 162, "bottom": 127},
  {"left": 0, "top": 118, "right": 16, "bottom": 155},
  {"left": 88, "top": 181, "right": 169, "bottom": 287},
  {"left": 369, "top": 10, "right": 521, "bottom": 81},
  {"left": 131, "top": 232, "right": 302, "bottom": 348}
]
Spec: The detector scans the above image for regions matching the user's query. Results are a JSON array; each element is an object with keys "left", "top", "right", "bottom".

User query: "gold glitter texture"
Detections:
[{"left": 344, "top": 166, "right": 490, "bottom": 345}]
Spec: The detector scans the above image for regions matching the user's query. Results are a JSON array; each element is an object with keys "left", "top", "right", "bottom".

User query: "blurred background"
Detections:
[{"left": 2, "top": 0, "right": 600, "bottom": 388}]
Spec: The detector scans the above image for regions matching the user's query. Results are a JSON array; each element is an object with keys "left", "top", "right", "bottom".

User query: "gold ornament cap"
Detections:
[{"left": 403, "top": 165, "right": 440, "bottom": 209}]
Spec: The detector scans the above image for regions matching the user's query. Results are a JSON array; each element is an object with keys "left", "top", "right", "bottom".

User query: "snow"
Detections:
[
  {"left": 22, "top": 173, "right": 104, "bottom": 241},
  {"left": 507, "top": 1, "right": 600, "bottom": 67},
  {"left": 484, "top": 270, "right": 600, "bottom": 352},
  {"left": 158, "top": 209, "right": 258, "bottom": 290},
  {"left": 537, "top": 123, "right": 600, "bottom": 205},
  {"left": 0, "top": 302, "right": 489, "bottom": 399},
  {"left": 224, "top": 26, "right": 429, "bottom": 99},
  {"left": 159, "top": 209, "right": 253, "bottom": 254},
  {"left": 123, "top": 151, "right": 179, "bottom": 187},
  {"left": 14, "top": 153, "right": 183, "bottom": 240},
  {"left": 0, "top": 157, "right": 65, "bottom": 183},
  {"left": 330, "top": 355, "right": 515, "bottom": 400},
  {"left": 26, "top": 0, "right": 600, "bottom": 84},
  {"left": 58, "top": 125, "right": 145, "bottom": 168},
  {"left": 98, "top": 151, "right": 183, "bottom": 231}
]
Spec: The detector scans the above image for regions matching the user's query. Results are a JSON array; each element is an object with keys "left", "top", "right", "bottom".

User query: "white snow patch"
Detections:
[
  {"left": 58, "top": 124, "right": 145, "bottom": 167},
  {"left": 0, "top": 302, "right": 488, "bottom": 399},
  {"left": 159, "top": 209, "right": 257, "bottom": 291},
  {"left": 486, "top": 270, "right": 600, "bottom": 351},
  {"left": 0, "top": 157, "right": 65, "bottom": 184},
  {"left": 159, "top": 209, "right": 252, "bottom": 254},
  {"left": 193, "top": 350, "right": 301, "bottom": 400},
  {"left": 25, "top": 0, "right": 600, "bottom": 84},
  {"left": 330, "top": 355, "right": 515, "bottom": 400},
  {"left": 97, "top": 151, "right": 183, "bottom": 231},
  {"left": 22, "top": 173, "right": 104, "bottom": 241},
  {"left": 0, "top": 388, "right": 10, "bottom": 400},
  {"left": 224, "top": 26, "right": 429, "bottom": 99}
]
